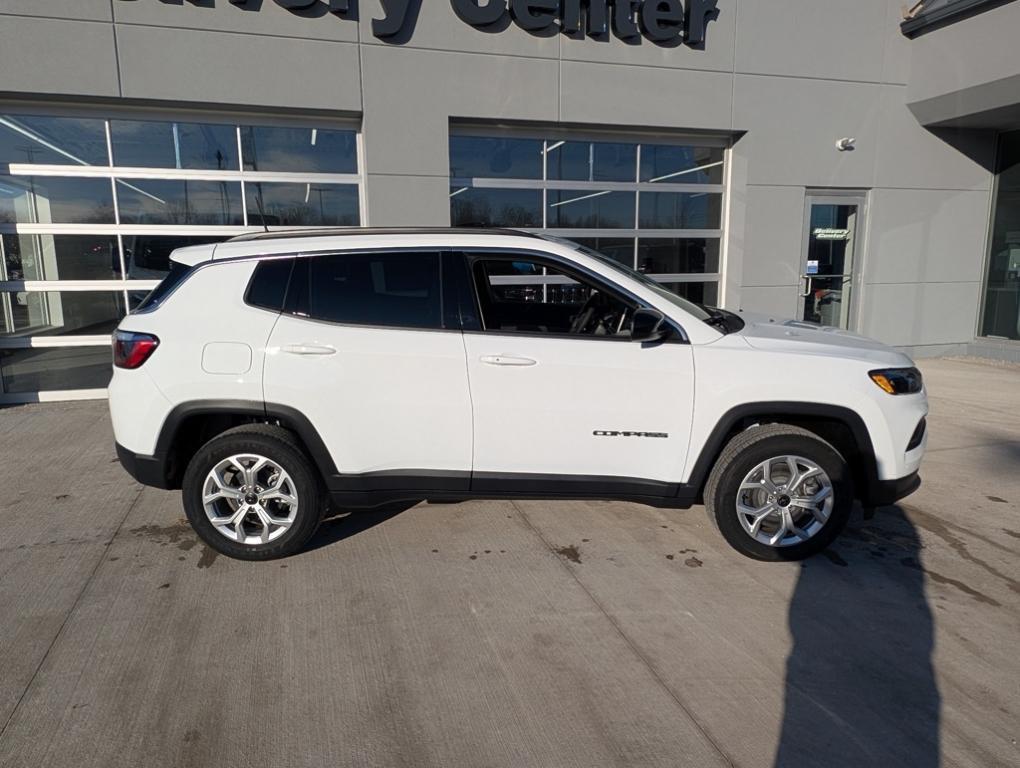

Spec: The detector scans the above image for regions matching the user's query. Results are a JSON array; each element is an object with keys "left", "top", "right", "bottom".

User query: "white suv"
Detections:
[{"left": 109, "top": 229, "right": 927, "bottom": 562}]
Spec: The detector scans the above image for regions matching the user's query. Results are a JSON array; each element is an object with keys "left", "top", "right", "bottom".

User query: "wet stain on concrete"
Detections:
[
  {"left": 986, "top": 495, "right": 1009, "bottom": 504},
  {"left": 280, "top": 564, "right": 288, "bottom": 569},
  {"left": 900, "top": 556, "right": 1001, "bottom": 606},
  {"left": 55, "top": 494, "right": 69, "bottom": 501},
  {"left": 469, "top": 554, "right": 477, "bottom": 560},
  {"left": 821, "top": 550, "right": 849, "bottom": 567},
  {"left": 196, "top": 547, "right": 218, "bottom": 569},
  {"left": 158, "top": 583, "right": 170, "bottom": 590},
  {"left": 554, "top": 545, "right": 582, "bottom": 564},
  {"left": 1003, "top": 529, "right": 1020, "bottom": 541},
  {"left": 666, "top": 554, "right": 675, "bottom": 560},
  {"left": 905, "top": 506, "right": 1020, "bottom": 594},
  {"left": 431, "top": 549, "right": 439, "bottom": 553},
  {"left": 684, "top": 556, "right": 703, "bottom": 568},
  {"left": 129, "top": 520, "right": 199, "bottom": 552}
]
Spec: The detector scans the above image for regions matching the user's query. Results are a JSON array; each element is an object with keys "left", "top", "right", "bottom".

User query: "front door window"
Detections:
[{"left": 800, "top": 197, "right": 863, "bottom": 329}]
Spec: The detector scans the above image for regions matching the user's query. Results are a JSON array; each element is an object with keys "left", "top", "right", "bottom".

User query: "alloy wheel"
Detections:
[
  {"left": 201, "top": 454, "right": 299, "bottom": 545},
  {"left": 735, "top": 455, "right": 834, "bottom": 547}
]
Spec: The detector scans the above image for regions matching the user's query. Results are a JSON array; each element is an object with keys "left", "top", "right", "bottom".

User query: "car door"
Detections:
[
  {"left": 263, "top": 249, "right": 472, "bottom": 492},
  {"left": 459, "top": 251, "right": 696, "bottom": 494}
]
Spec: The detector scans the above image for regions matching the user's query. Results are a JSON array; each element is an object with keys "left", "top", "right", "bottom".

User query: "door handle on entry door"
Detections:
[
  {"left": 479, "top": 354, "right": 537, "bottom": 367},
  {"left": 281, "top": 344, "right": 337, "bottom": 356}
]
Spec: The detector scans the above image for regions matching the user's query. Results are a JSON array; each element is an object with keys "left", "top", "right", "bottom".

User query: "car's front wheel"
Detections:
[
  {"left": 704, "top": 424, "right": 853, "bottom": 561},
  {"left": 182, "top": 425, "right": 325, "bottom": 560}
]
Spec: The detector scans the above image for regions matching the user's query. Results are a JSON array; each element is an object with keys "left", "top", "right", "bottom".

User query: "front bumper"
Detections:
[
  {"left": 115, "top": 443, "right": 171, "bottom": 489},
  {"left": 866, "top": 471, "right": 921, "bottom": 508}
]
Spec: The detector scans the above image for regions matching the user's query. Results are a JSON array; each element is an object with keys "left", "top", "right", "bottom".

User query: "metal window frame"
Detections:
[
  {"left": 0, "top": 106, "right": 366, "bottom": 401},
  {"left": 449, "top": 129, "right": 727, "bottom": 301}
]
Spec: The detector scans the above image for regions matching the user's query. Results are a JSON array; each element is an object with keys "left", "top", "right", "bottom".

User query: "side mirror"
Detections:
[{"left": 630, "top": 308, "right": 669, "bottom": 343}]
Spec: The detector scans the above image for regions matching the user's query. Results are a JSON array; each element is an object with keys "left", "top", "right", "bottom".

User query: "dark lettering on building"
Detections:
[{"left": 121, "top": 0, "right": 718, "bottom": 46}]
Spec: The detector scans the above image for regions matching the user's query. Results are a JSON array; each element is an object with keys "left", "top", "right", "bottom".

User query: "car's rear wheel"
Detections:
[
  {"left": 704, "top": 424, "right": 853, "bottom": 561},
  {"left": 182, "top": 425, "right": 324, "bottom": 560}
]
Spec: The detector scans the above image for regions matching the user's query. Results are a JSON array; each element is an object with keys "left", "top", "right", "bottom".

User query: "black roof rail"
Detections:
[{"left": 227, "top": 227, "right": 541, "bottom": 243}]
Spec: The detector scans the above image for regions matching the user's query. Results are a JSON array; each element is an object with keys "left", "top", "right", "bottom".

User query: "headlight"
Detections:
[{"left": 869, "top": 367, "right": 923, "bottom": 395}]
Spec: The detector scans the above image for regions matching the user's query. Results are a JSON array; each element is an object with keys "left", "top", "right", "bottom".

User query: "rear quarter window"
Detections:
[{"left": 134, "top": 260, "right": 193, "bottom": 312}]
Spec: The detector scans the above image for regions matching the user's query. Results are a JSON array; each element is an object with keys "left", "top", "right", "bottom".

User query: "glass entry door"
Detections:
[{"left": 800, "top": 194, "right": 865, "bottom": 329}]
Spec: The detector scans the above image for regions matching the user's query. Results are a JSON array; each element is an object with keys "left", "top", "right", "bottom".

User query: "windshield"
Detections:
[{"left": 558, "top": 240, "right": 713, "bottom": 323}]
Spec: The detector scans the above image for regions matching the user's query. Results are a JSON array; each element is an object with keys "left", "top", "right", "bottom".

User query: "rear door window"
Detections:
[{"left": 295, "top": 251, "right": 443, "bottom": 329}]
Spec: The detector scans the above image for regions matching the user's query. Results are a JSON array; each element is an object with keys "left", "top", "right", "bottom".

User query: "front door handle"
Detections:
[
  {"left": 282, "top": 344, "right": 336, "bottom": 356},
  {"left": 480, "top": 354, "right": 537, "bottom": 367}
]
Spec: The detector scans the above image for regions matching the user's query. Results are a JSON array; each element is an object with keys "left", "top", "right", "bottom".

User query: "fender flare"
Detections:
[{"left": 684, "top": 401, "right": 880, "bottom": 502}]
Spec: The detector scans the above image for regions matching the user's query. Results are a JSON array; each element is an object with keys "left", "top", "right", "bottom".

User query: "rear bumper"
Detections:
[
  {"left": 865, "top": 471, "right": 921, "bottom": 508},
  {"left": 115, "top": 443, "right": 171, "bottom": 489}
]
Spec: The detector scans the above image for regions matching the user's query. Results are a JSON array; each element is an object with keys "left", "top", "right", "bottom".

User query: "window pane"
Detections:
[
  {"left": 116, "top": 179, "right": 243, "bottom": 225},
  {"left": 548, "top": 190, "right": 635, "bottom": 229},
  {"left": 246, "top": 258, "right": 294, "bottom": 312},
  {"left": 0, "top": 346, "right": 112, "bottom": 393},
  {"left": 981, "top": 129, "right": 1020, "bottom": 340},
  {"left": 546, "top": 140, "right": 636, "bottom": 182},
  {"left": 654, "top": 280, "right": 718, "bottom": 306},
  {"left": 0, "top": 114, "right": 108, "bottom": 167},
  {"left": 568, "top": 237, "right": 635, "bottom": 267},
  {"left": 637, "top": 238, "right": 720, "bottom": 274},
  {"left": 121, "top": 235, "right": 228, "bottom": 280},
  {"left": 246, "top": 182, "right": 359, "bottom": 227},
  {"left": 110, "top": 119, "right": 239, "bottom": 170},
  {"left": 450, "top": 187, "right": 542, "bottom": 227},
  {"left": 449, "top": 136, "right": 543, "bottom": 180},
  {"left": 0, "top": 176, "right": 114, "bottom": 225},
  {"left": 307, "top": 252, "right": 441, "bottom": 329},
  {"left": 241, "top": 126, "right": 357, "bottom": 174},
  {"left": 638, "top": 192, "right": 721, "bottom": 229},
  {"left": 2, "top": 234, "right": 121, "bottom": 281},
  {"left": 472, "top": 258, "right": 633, "bottom": 336},
  {"left": 1, "top": 290, "right": 126, "bottom": 337},
  {"left": 640, "top": 145, "right": 724, "bottom": 184}
]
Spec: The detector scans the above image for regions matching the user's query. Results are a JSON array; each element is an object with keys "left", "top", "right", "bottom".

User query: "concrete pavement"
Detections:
[{"left": 0, "top": 357, "right": 1018, "bottom": 767}]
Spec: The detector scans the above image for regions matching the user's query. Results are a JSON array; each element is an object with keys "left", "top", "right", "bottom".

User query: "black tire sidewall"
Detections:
[
  {"left": 182, "top": 432, "right": 322, "bottom": 560},
  {"left": 711, "top": 433, "right": 853, "bottom": 562}
]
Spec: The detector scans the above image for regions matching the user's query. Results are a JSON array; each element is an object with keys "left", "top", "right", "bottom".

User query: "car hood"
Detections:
[{"left": 732, "top": 312, "right": 913, "bottom": 366}]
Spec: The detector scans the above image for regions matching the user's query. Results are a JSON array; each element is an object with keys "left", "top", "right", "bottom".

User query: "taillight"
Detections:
[{"left": 113, "top": 330, "right": 159, "bottom": 369}]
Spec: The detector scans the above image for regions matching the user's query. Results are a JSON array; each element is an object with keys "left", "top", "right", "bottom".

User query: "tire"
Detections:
[
  {"left": 704, "top": 423, "right": 853, "bottom": 562},
  {"left": 182, "top": 424, "right": 325, "bottom": 560}
]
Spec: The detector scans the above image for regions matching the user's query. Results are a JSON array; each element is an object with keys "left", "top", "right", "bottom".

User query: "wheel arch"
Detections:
[
  {"left": 154, "top": 400, "right": 338, "bottom": 490},
  {"left": 685, "top": 402, "right": 880, "bottom": 505}
]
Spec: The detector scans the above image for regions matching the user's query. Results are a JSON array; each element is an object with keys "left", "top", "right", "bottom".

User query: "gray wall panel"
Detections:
[
  {"left": 112, "top": 0, "right": 358, "bottom": 42},
  {"left": 740, "top": 186, "right": 806, "bottom": 288},
  {"left": 0, "top": 17, "right": 120, "bottom": 98},
  {"left": 365, "top": 175, "right": 451, "bottom": 226},
  {"left": 1, "top": 1, "right": 111, "bottom": 22},
  {"left": 361, "top": 46, "right": 559, "bottom": 178},
  {"left": 735, "top": 0, "right": 890, "bottom": 84},
  {"left": 864, "top": 188, "right": 991, "bottom": 285},
  {"left": 737, "top": 285, "right": 800, "bottom": 318},
  {"left": 874, "top": 86, "right": 995, "bottom": 191},
  {"left": 732, "top": 75, "right": 881, "bottom": 188},
  {"left": 560, "top": 61, "right": 732, "bottom": 130},
  {"left": 859, "top": 281, "right": 982, "bottom": 346},
  {"left": 115, "top": 25, "right": 361, "bottom": 111},
  {"left": 907, "top": 2, "right": 1020, "bottom": 105}
]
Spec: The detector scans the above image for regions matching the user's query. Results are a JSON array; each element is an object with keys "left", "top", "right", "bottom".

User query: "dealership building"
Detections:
[{"left": 1, "top": 0, "right": 1019, "bottom": 402}]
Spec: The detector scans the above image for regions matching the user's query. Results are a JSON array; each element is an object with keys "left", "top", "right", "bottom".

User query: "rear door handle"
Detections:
[
  {"left": 282, "top": 344, "right": 336, "bottom": 356},
  {"left": 480, "top": 355, "right": 537, "bottom": 367}
]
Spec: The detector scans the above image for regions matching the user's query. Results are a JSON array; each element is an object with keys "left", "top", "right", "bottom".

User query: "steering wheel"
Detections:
[{"left": 569, "top": 292, "right": 601, "bottom": 334}]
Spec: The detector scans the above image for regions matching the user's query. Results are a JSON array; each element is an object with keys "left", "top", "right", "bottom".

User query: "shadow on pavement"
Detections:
[
  {"left": 303, "top": 501, "right": 420, "bottom": 552},
  {"left": 774, "top": 505, "right": 940, "bottom": 767}
]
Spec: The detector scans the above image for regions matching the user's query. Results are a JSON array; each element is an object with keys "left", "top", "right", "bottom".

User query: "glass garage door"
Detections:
[
  {"left": 448, "top": 129, "right": 726, "bottom": 305},
  {"left": 0, "top": 111, "right": 363, "bottom": 402}
]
